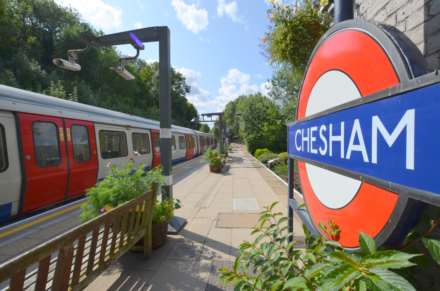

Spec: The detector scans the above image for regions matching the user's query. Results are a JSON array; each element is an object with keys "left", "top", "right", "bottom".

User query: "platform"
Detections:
[{"left": 86, "top": 144, "right": 304, "bottom": 291}]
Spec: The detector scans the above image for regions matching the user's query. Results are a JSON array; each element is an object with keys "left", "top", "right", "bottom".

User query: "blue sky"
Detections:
[{"left": 55, "top": 0, "right": 274, "bottom": 114}]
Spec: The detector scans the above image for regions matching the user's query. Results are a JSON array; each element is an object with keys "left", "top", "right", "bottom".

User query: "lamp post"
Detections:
[{"left": 54, "top": 27, "right": 186, "bottom": 232}]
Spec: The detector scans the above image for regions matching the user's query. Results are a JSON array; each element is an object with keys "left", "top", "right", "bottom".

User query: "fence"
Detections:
[{"left": 0, "top": 186, "right": 157, "bottom": 291}]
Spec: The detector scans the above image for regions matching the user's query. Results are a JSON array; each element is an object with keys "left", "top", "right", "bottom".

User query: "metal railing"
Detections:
[{"left": 0, "top": 186, "right": 157, "bottom": 291}]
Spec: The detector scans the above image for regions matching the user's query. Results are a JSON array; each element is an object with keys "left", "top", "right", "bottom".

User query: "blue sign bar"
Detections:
[{"left": 288, "top": 82, "right": 440, "bottom": 197}]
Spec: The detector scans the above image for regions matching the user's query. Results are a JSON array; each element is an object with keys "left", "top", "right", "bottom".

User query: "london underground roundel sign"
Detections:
[{"left": 287, "top": 20, "right": 440, "bottom": 249}]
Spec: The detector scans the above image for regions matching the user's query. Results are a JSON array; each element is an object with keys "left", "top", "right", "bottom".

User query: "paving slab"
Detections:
[{"left": 87, "top": 144, "right": 304, "bottom": 291}]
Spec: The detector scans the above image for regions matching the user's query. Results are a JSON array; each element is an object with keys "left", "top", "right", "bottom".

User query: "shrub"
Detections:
[
  {"left": 273, "top": 162, "right": 288, "bottom": 181},
  {"left": 258, "top": 152, "right": 278, "bottom": 164},
  {"left": 219, "top": 202, "right": 420, "bottom": 291},
  {"left": 205, "top": 148, "right": 223, "bottom": 167},
  {"left": 152, "top": 198, "right": 176, "bottom": 224},
  {"left": 80, "top": 163, "right": 164, "bottom": 222},
  {"left": 278, "top": 152, "right": 288, "bottom": 163},
  {"left": 254, "top": 148, "right": 271, "bottom": 160}
]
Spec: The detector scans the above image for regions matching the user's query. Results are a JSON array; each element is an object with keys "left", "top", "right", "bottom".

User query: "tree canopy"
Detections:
[
  {"left": 0, "top": 0, "right": 199, "bottom": 128},
  {"left": 224, "top": 94, "right": 286, "bottom": 154}
]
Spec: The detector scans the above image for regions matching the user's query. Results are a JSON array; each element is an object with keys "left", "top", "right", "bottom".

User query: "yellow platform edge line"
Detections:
[{"left": 0, "top": 203, "right": 81, "bottom": 240}]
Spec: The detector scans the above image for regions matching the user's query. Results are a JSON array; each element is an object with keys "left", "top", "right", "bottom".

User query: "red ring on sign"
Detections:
[{"left": 297, "top": 30, "right": 400, "bottom": 248}]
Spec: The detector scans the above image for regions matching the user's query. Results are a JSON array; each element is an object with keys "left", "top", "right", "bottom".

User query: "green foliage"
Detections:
[
  {"left": 152, "top": 198, "right": 175, "bottom": 224},
  {"left": 224, "top": 94, "right": 286, "bottom": 154},
  {"left": 205, "top": 148, "right": 222, "bottom": 167},
  {"left": 278, "top": 152, "right": 288, "bottom": 163},
  {"left": 422, "top": 238, "right": 440, "bottom": 266},
  {"left": 0, "top": 0, "right": 198, "bottom": 128},
  {"left": 258, "top": 152, "right": 278, "bottom": 164},
  {"left": 273, "top": 162, "right": 288, "bottom": 182},
  {"left": 219, "top": 202, "right": 419, "bottom": 291},
  {"left": 80, "top": 164, "right": 164, "bottom": 222},
  {"left": 264, "top": 0, "right": 331, "bottom": 71},
  {"left": 254, "top": 148, "right": 271, "bottom": 160},
  {"left": 199, "top": 124, "right": 210, "bottom": 133}
]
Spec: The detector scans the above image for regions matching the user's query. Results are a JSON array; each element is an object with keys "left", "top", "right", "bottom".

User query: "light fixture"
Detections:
[
  {"left": 52, "top": 49, "right": 84, "bottom": 71},
  {"left": 109, "top": 32, "right": 145, "bottom": 80},
  {"left": 110, "top": 64, "right": 135, "bottom": 80}
]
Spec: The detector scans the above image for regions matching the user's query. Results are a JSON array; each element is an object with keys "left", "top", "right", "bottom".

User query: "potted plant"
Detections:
[
  {"left": 150, "top": 199, "right": 172, "bottom": 249},
  {"left": 80, "top": 163, "right": 164, "bottom": 222},
  {"left": 205, "top": 148, "right": 223, "bottom": 173}
]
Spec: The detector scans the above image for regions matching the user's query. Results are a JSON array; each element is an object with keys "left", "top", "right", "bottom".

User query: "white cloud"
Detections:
[
  {"left": 217, "top": 69, "right": 258, "bottom": 104},
  {"left": 171, "top": 0, "right": 208, "bottom": 34},
  {"left": 178, "top": 68, "right": 270, "bottom": 114},
  {"left": 55, "top": 0, "right": 122, "bottom": 32},
  {"left": 217, "top": 0, "right": 240, "bottom": 22},
  {"left": 260, "top": 81, "right": 272, "bottom": 97},
  {"left": 177, "top": 67, "right": 213, "bottom": 113},
  {"left": 134, "top": 21, "right": 143, "bottom": 29}
]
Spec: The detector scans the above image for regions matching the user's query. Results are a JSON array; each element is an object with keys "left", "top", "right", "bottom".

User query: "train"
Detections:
[{"left": 0, "top": 85, "right": 215, "bottom": 222}]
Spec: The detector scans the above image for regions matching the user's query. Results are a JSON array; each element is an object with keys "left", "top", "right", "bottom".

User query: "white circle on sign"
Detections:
[{"left": 305, "top": 70, "right": 362, "bottom": 209}]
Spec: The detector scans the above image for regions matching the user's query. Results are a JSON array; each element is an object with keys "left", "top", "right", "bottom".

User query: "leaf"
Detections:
[
  {"left": 369, "top": 269, "right": 416, "bottom": 291},
  {"left": 363, "top": 250, "right": 419, "bottom": 269},
  {"left": 303, "top": 262, "right": 329, "bottom": 280},
  {"left": 318, "top": 265, "right": 361, "bottom": 291},
  {"left": 283, "top": 277, "right": 308, "bottom": 290},
  {"left": 359, "top": 232, "right": 376, "bottom": 255},
  {"left": 422, "top": 238, "right": 440, "bottom": 266},
  {"left": 357, "top": 279, "right": 368, "bottom": 291}
]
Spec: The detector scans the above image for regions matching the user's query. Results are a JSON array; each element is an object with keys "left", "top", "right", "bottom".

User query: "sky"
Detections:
[{"left": 54, "top": 0, "right": 275, "bottom": 114}]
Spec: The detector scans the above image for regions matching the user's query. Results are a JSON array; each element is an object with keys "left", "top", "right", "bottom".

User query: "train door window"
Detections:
[
  {"left": 33, "top": 122, "right": 61, "bottom": 167},
  {"left": 99, "top": 130, "right": 128, "bottom": 159},
  {"left": 178, "top": 136, "right": 186, "bottom": 149},
  {"left": 155, "top": 136, "right": 160, "bottom": 150},
  {"left": 0, "top": 125, "right": 7, "bottom": 172},
  {"left": 132, "top": 133, "right": 150, "bottom": 155},
  {"left": 72, "top": 125, "right": 91, "bottom": 162},
  {"left": 172, "top": 135, "right": 176, "bottom": 151}
]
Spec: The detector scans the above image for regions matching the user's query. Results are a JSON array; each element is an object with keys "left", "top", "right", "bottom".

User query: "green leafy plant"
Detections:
[
  {"left": 205, "top": 148, "right": 223, "bottom": 167},
  {"left": 80, "top": 163, "right": 165, "bottom": 222},
  {"left": 152, "top": 198, "right": 175, "bottom": 224},
  {"left": 278, "top": 152, "right": 288, "bottom": 163},
  {"left": 258, "top": 152, "right": 278, "bottom": 164},
  {"left": 273, "top": 163, "right": 288, "bottom": 181},
  {"left": 264, "top": 0, "right": 331, "bottom": 72},
  {"left": 255, "top": 148, "right": 271, "bottom": 160},
  {"left": 219, "top": 202, "right": 419, "bottom": 291}
]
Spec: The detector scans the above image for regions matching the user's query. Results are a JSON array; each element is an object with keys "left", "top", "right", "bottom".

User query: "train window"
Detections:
[
  {"left": 178, "top": 136, "right": 186, "bottom": 150},
  {"left": 99, "top": 130, "right": 128, "bottom": 159},
  {"left": 33, "top": 122, "right": 61, "bottom": 167},
  {"left": 72, "top": 125, "right": 91, "bottom": 162},
  {"left": 172, "top": 135, "right": 176, "bottom": 151},
  {"left": 132, "top": 133, "right": 150, "bottom": 155},
  {"left": 0, "top": 125, "right": 7, "bottom": 172}
]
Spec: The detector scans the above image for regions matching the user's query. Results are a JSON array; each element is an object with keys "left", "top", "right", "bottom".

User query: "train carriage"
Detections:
[{"left": 0, "top": 85, "right": 214, "bottom": 222}]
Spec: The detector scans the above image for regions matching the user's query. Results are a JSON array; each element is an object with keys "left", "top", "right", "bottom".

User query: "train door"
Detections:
[
  {"left": 185, "top": 135, "right": 194, "bottom": 160},
  {"left": 18, "top": 113, "right": 68, "bottom": 212},
  {"left": 95, "top": 124, "right": 129, "bottom": 179},
  {"left": 171, "top": 134, "right": 177, "bottom": 162},
  {"left": 151, "top": 129, "right": 160, "bottom": 168},
  {"left": 131, "top": 130, "right": 153, "bottom": 170},
  {"left": 65, "top": 119, "right": 98, "bottom": 198},
  {"left": 0, "top": 111, "right": 22, "bottom": 220}
]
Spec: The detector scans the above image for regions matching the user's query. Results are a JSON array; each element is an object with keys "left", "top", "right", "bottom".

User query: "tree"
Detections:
[
  {"left": 199, "top": 124, "right": 210, "bottom": 133},
  {"left": 264, "top": 0, "right": 331, "bottom": 72},
  {"left": 224, "top": 94, "right": 286, "bottom": 154},
  {"left": 0, "top": 0, "right": 198, "bottom": 127}
]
